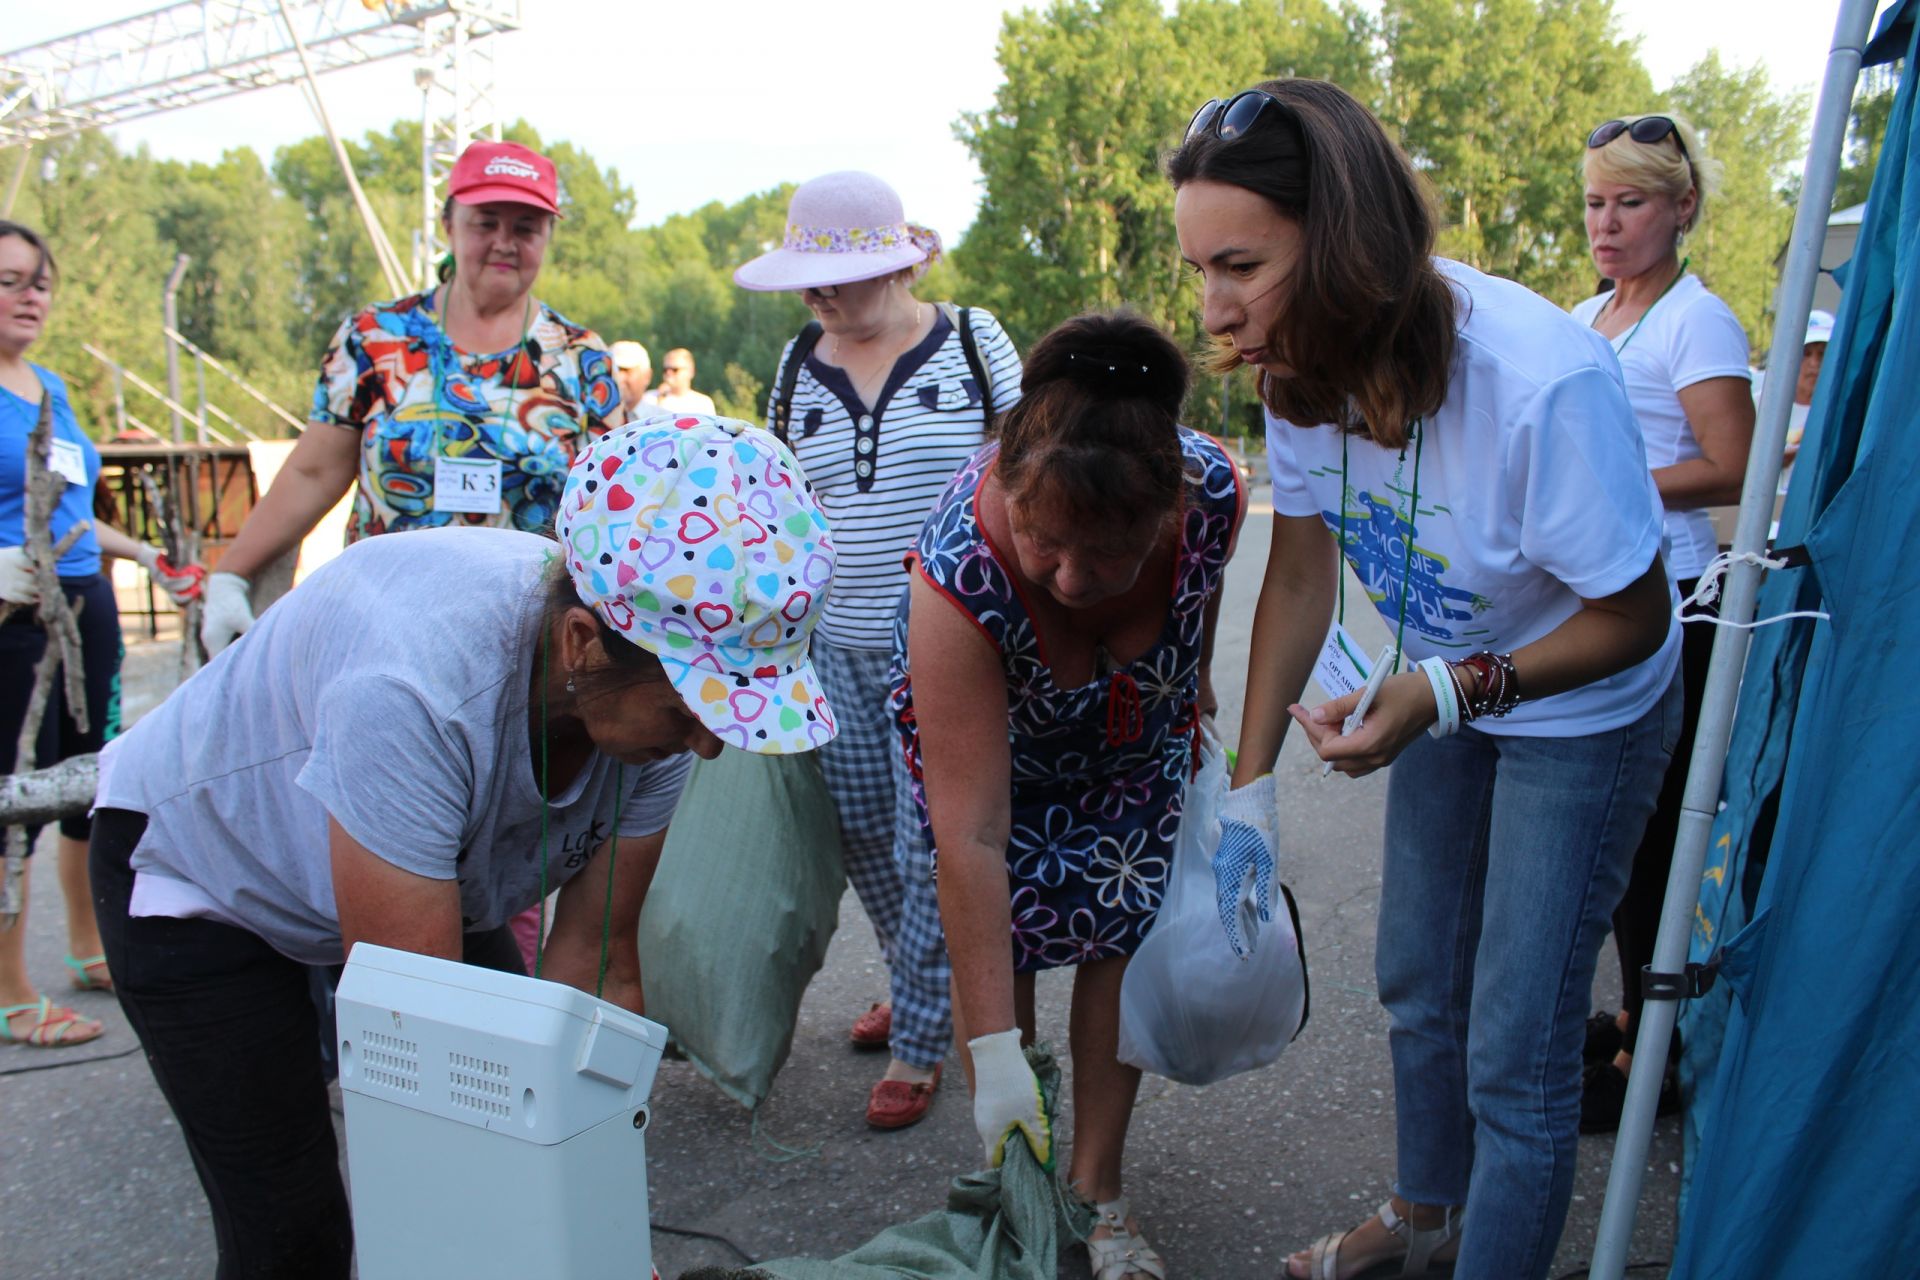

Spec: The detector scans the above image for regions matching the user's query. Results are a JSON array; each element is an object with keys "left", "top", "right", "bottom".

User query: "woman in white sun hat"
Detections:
[
  {"left": 89, "top": 412, "right": 834, "bottom": 1279},
  {"left": 735, "top": 170, "right": 1024, "bottom": 1132}
]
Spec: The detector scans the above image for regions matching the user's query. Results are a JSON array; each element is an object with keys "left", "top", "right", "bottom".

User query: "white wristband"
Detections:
[{"left": 1421, "top": 657, "right": 1460, "bottom": 738}]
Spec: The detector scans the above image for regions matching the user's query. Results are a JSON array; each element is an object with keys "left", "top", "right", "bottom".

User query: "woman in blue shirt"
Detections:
[{"left": 0, "top": 219, "right": 199, "bottom": 1047}]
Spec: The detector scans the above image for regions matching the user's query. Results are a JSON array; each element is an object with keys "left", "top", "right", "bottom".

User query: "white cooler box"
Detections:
[{"left": 335, "top": 943, "right": 667, "bottom": 1279}]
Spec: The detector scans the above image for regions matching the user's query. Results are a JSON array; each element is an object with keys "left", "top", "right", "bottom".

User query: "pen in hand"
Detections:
[{"left": 1323, "top": 645, "right": 1398, "bottom": 778}]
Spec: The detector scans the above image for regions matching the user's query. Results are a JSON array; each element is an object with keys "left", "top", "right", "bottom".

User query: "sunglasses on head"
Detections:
[
  {"left": 1587, "top": 116, "right": 1689, "bottom": 162},
  {"left": 1185, "top": 90, "right": 1292, "bottom": 144}
]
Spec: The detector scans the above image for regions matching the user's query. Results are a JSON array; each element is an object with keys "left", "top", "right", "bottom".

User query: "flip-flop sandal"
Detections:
[
  {"left": 1292, "top": 1202, "right": 1462, "bottom": 1280},
  {"left": 2, "top": 996, "right": 105, "bottom": 1047},
  {"left": 65, "top": 953, "right": 113, "bottom": 992}
]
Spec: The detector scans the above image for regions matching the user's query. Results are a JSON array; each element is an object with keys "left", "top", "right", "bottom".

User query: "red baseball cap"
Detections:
[{"left": 447, "top": 141, "right": 562, "bottom": 216}]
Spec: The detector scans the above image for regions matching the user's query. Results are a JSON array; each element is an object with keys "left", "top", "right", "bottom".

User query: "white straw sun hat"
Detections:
[{"left": 733, "top": 170, "right": 942, "bottom": 293}]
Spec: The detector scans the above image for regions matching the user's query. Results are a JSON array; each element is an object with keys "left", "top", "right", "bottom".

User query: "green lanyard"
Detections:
[
  {"left": 1336, "top": 418, "right": 1423, "bottom": 674},
  {"left": 431, "top": 289, "right": 534, "bottom": 455},
  {"left": 1603, "top": 256, "right": 1688, "bottom": 356}
]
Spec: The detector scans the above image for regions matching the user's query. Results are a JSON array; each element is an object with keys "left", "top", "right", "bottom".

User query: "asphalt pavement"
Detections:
[{"left": 1, "top": 498, "right": 1682, "bottom": 1278}]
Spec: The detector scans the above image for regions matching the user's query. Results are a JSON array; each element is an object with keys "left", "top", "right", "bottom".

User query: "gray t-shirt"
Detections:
[{"left": 98, "top": 528, "right": 693, "bottom": 965}]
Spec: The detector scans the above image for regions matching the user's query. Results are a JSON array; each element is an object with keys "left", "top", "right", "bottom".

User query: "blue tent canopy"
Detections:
[{"left": 1671, "top": 3, "right": 1920, "bottom": 1274}]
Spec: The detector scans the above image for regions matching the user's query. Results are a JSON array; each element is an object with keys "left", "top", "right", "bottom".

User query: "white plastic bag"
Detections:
[{"left": 1117, "top": 727, "right": 1308, "bottom": 1085}]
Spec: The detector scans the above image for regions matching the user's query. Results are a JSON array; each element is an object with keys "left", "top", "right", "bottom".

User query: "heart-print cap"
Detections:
[{"left": 556, "top": 410, "right": 838, "bottom": 753}]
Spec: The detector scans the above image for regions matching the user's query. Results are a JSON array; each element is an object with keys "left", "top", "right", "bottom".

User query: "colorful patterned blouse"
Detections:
[
  {"left": 312, "top": 290, "right": 620, "bottom": 542},
  {"left": 890, "top": 429, "right": 1244, "bottom": 973}
]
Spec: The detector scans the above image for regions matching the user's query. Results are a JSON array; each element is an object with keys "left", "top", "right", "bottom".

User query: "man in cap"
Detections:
[{"left": 611, "top": 340, "right": 652, "bottom": 418}]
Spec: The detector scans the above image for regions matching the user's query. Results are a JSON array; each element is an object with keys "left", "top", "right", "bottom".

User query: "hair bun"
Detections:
[
  {"left": 1023, "top": 312, "right": 1189, "bottom": 418},
  {"left": 1063, "top": 348, "right": 1158, "bottom": 397}
]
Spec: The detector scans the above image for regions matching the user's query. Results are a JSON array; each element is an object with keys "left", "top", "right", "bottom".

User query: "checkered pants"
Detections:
[{"left": 812, "top": 638, "right": 952, "bottom": 1069}]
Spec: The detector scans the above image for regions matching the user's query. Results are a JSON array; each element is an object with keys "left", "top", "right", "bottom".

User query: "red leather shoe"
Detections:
[
  {"left": 849, "top": 1001, "right": 892, "bottom": 1050},
  {"left": 866, "top": 1065, "right": 941, "bottom": 1130}
]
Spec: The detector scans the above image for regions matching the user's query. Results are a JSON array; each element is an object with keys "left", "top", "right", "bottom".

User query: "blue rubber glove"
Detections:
[{"left": 1218, "top": 775, "right": 1279, "bottom": 959}]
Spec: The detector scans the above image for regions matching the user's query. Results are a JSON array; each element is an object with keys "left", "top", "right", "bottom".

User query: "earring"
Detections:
[{"left": 565, "top": 674, "right": 577, "bottom": 694}]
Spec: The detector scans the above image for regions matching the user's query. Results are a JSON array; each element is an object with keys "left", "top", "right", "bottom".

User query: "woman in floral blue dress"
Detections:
[{"left": 891, "top": 312, "right": 1242, "bottom": 1279}]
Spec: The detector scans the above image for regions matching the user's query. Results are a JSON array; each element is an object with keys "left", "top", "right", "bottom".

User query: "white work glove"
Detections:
[
  {"left": 129, "top": 544, "right": 205, "bottom": 606},
  {"left": 199, "top": 571, "right": 255, "bottom": 655},
  {"left": 1218, "top": 773, "right": 1279, "bottom": 959},
  {"left": 968, "top": 1029, "right": 1052, "bottom": 1170},
  {"left": 0, "top": 545, "right": 38, "bottom": 606},
  {"left": 1220, "top": 772, "right": 1279, "bottom": 856}
]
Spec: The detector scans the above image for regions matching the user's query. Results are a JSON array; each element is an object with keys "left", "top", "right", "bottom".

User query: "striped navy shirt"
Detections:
[{"left": 766, "top": 307, "right": 1023, "bottom": 649}]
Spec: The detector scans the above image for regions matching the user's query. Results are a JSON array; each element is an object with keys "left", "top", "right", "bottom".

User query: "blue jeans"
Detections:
[{"left": 1376, "top": 676, "right": 1680, "bottom": 1280}]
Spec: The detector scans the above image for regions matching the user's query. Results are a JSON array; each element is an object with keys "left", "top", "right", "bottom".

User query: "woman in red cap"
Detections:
[{"left": 198, "top": 139, "right": 622, "bottom": 654}]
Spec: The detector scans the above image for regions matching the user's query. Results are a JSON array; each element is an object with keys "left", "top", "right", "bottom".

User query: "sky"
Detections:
[{"left": 4, "top": 0, "right": 1894, "bottom": 249}]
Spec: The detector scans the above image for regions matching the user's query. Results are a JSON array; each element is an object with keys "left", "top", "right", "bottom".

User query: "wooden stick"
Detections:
[
  {"left": 138, "top": 466, "right": 204, "bottom": 679},
  {"left": 0, "top": 755, "right": 98, "bottom": 828},
  {"left": 2, "top": 394, "right": 92, "bottom": 925}
]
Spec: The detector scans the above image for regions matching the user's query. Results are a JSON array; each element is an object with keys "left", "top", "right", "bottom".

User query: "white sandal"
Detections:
[
  {"left": 1297, "top": 1201, "right": 1462, "bottom": 1280},
  {"left": 1085, "top": 1197, "right": 1167, "bottom": 1280}
]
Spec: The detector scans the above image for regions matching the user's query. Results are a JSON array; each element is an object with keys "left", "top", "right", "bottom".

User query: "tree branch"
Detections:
[{"left": 2, "top": 394, "right": 91, "bottom": 925}]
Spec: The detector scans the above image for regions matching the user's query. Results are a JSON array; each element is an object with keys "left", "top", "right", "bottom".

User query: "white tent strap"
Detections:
[{"left": 1674, "top": 549, "right": 1832, "bottom": 630}]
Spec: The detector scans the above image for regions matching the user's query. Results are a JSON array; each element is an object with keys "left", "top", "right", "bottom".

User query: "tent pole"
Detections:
[{"left": 1587, "top": 1, "right": 1881, "bottom": 1275}]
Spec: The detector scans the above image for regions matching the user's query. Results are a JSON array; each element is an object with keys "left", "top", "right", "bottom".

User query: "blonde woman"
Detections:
[{"left": 1573, "top": 114, "right": 1754, "bottom": 1133}]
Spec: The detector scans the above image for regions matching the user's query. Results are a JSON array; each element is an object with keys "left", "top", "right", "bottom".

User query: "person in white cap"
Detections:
[
  {"left": 736, "top": 169, "right": 1024, "bottom": 1131},
  {"left": 1574, "top": 112, "right": 1756, "bottom": 1135},
  {"left": 198, "top": 139, "right": 623, "bottom": 657},
  {"left": 89, "top": 412, "right": 835, "bottom": 1279},
  {"left": 610, "top": 339, "right": 653, "bottom": 416},
  {"left": 1782, "top": 308, "right": 1834, "bottom": 471}
]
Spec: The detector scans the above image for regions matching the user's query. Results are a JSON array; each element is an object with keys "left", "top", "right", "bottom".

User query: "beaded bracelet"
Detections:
[
  {"left": 1420, "top": 657, "right": 1460, "bottom": 738},
  {"left": 1458, "top": 650, "right": 1522, "bottom": 719}
]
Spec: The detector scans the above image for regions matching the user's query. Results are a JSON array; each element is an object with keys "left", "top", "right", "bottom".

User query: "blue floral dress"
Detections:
[{"left": 890, "top": 429, "right": 1242, "bottom": 973}]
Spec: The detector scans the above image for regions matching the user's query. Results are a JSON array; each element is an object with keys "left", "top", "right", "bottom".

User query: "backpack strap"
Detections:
[
  {"left": 936, "top": 302, "right": 995, "bottom": 429},
  {"left": 769, "top": 320, "right": 824, "bottom": 445}
]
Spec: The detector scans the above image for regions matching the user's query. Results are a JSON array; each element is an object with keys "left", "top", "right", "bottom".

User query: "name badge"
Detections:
[
  {"left": 433, "top": 456, "right": 504, "bottom": 514},
  {"left": 1312, "top": 621, "right": 1374, "bottom": 701},
  {"left": 47, "top": 437, "right": 89, "bottom": 488}
]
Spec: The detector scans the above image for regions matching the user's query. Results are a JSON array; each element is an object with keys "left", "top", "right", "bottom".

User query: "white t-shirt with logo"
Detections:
[
  {"left": 1570, "top": 276, "right": 1752, "bottom": 579},
  {"left": 1267, "top": 259, "right": 1679, "bottom": 738}
]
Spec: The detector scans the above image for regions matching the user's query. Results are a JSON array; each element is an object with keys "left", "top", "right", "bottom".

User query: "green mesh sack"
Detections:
[
  {"left": 681, "top": 1045, "right": 1089, "bottom": 1280},
  {"left": 638, "top": 748, "right": 845, "bottom": 1109}
]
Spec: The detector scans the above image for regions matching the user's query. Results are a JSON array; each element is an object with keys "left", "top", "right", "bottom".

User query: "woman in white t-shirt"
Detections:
[
  {"left": 1171, "top": 80, "right": 1681, "bottom": 1280},
  {"left": 1573, "top": 114, "right": 1755, "bottom": 1134}
]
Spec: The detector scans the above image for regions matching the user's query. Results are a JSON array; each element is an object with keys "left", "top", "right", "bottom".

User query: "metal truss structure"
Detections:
[{"left": 1, "top": 0, "right": 521, "bottom": 285}]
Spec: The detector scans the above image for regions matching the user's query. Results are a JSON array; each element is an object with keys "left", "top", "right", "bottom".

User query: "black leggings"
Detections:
[
  {"left": 1612, "top": 577, "right": 1716, "bottom": 1055},
  {"left": 0, "top": 572, "right": 121, "bottom": 844},
  {"left": 91, "top": 808, "right": 525, "bottom": 1279}
]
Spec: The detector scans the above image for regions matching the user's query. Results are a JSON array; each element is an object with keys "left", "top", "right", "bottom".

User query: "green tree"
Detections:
[
  {"left": 1665, "top": 51, "right": 1809, "bottom": 354},
  {"left": 1832, "top": 76, "right": 1898, "bottom": 212},
  {"left": 954, "top": 0, "right": 1364, "bottom": 434},
  {"left": 11, "top": 132, "right": 169, "bottom": 438},
  {"left": 152, "top": 147, "right": 309, "bottom": 417},
  {"left": 1378, "top": 0, "right": 1652, "bottom": 303}
]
